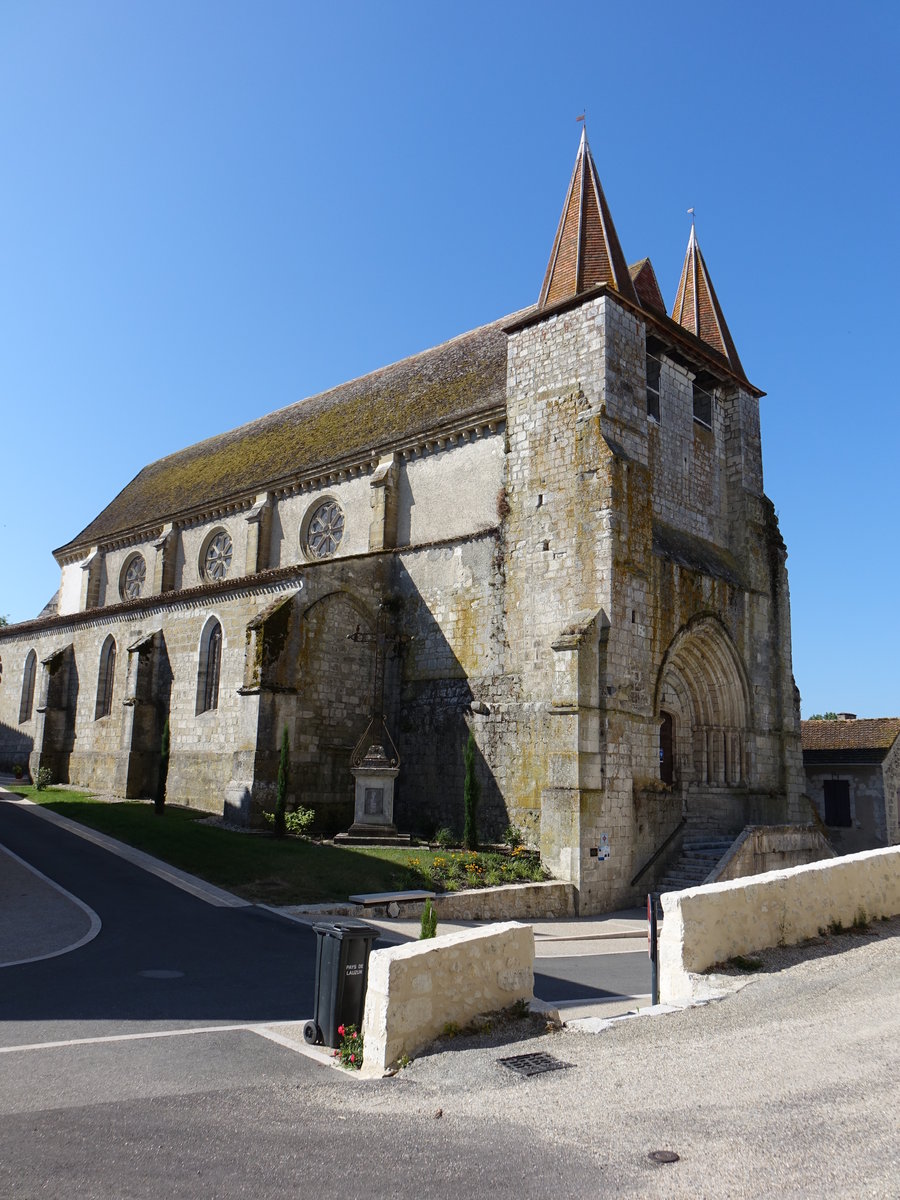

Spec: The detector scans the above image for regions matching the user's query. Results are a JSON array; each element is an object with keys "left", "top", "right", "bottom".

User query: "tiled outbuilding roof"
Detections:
[
  {"left": 801, "top": 718, "right": 900, "bottom": 762},
  {"left": 55, "top": 313, "right": 525, "bottom": 557}
]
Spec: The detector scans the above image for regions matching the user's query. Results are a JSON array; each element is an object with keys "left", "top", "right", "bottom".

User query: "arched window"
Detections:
[
  {"left": 196, "top": 619, "right": 222, "bottom": 713},
  {"left": 19, "top": 650, "right": 36, "bottom": 723},
  {"left": 95, "top": 636, "right": 117, "bottom": 719}
]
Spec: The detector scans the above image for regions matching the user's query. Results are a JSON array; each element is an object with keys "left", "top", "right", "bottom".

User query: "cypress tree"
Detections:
[
  {"left": 274, "top": 725, "right": 290, "bottom": 838},
  {"left": 463, "top": 729, "right": 480, "bottom": 851},
  {"left": 154, "top": 716, "right": 170, "bottom": 816},
  {"left": 419, "top": 898, "right": 438, "bottom": 939}
]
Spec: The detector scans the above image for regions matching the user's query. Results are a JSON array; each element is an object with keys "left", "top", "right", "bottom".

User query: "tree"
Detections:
[
  {"left": 274, "top": 726, "right": 290, "bottom": 838},
  {"left": 0, "top": 615, "right": 9, "bottom": 627},
  {"left": 463, "top": 729, "right": 480, "bottom": 851},
  {"left": 419, "top": 898, "right": 437, "bottom": 939},
  {"left": 154, "top": 716, "right": 170, "bottom": 816}
]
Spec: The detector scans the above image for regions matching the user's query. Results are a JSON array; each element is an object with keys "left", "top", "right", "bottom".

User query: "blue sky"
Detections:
[{"left": 1, "top": 1, "right": 897, "bottom": 717}]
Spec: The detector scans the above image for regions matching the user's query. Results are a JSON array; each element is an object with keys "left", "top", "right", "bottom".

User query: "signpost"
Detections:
[{"left": 647, "top": 893, "right": 659, "bottom": 1006}]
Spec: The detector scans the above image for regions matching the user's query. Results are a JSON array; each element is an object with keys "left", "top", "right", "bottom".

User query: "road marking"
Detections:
[
  {"left": 0, "top": 1021, "right": 303, "bottom": 1054},
  {"left": 0, "top": 842, "right": 102, "bottom": 969},
  {"left": 0, "top": 1020, "right": 353, "bottom": 1071},
  {"left": 0, "top": 793, "right": 250, "bottom": 908}
]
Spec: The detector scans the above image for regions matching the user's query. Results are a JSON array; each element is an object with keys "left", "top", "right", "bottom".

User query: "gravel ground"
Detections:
[{"left": 308, "top": 917, "right": 900, "bottom": 1198}]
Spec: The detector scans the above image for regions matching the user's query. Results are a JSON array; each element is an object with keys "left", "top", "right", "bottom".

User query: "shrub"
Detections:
[
  {"left": 261, "top": 806, "right": 315, "bottom": 836},
  {"left": 419, "top": 898, "right": 437, "bottom": 939},
  {"left": 503, "top": 823, "right": 523, "bottom": 848},
  {"left": 35, "top": 767, "right": 53, "bottom": 791},
  {"left": 12, "top": 764, "right": 23, "bottom": 780},
  {"left": 433, "top": 826, "right": 454, "bottom": 849}
]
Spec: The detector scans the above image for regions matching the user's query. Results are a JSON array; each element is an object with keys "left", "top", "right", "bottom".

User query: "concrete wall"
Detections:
[
  {"left": 715, "top": 825, "right": 835, "bottom": 882},
  {"left": 659, "top": 846, "right": 900, "bottom": 1003},
  {"left": 360, "top": 921, "right": 534, "bottom": 1077}
]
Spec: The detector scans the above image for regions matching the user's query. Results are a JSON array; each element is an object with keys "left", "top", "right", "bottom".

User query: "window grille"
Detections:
[
  {"left": 692, "top": 382, "right": 712, "bottom": 428},
  {"left": 305, "top": 500, "right": 345, "bottom": 559},
  {"left": 646, "top": 354, "right": 661, "bottom": 421},
  {"left": 203, "top": 532, "right": 233, "bottom": 582}
]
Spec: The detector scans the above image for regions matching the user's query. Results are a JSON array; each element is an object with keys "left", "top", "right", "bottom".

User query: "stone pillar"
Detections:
[
  {"left": 244, "top": 492, "right": 273, "bottom": 574},
  {"left": 78, "top": 548, "right": 102, "bottom": 611},
  {"left": 151, "top": 524, "right": 176, "bottom": 595},
  {"left": 368, "top": 455, "right": 398, "bottom": 551}
]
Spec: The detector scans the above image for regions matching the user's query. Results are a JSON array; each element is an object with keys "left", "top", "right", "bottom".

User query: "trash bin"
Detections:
[{"left": 302, "top": 920, "right": 379, "bottom": 1048}]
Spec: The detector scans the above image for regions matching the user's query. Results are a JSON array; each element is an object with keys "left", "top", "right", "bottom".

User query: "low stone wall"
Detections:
[
  {"left": 714, "top": 825, "right": 835, "bottom": 882},
  {"left": 360, "top": 921, "right": 534, "bottom": 1078},
  {"left": 358, "top": 881, "right": 575, "bottom": 921},
  {"left": 659, "top": 846, "right": 900, "bottom": 1004}
]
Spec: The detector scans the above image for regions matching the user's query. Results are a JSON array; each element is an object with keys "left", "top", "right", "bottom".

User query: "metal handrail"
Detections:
[{"left": 629, "top": 817, "right": 687, "bottom": 887}]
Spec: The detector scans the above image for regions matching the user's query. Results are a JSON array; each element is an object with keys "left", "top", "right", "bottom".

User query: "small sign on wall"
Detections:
[{"left": 589, "top": 833, "right": 611, "bottom": 861}]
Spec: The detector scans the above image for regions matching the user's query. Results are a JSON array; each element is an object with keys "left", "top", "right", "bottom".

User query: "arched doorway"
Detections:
[{"left": 654, "top": 615, "right": 752, "bottom": 792}]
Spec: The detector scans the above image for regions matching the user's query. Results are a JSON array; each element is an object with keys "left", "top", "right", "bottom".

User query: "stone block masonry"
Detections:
[
  {"left": 360, "top": 921, "right": 534, "bottom": 1077},
  {"left": 659, "top": 845, "right": 900, "bottom": 1004}
]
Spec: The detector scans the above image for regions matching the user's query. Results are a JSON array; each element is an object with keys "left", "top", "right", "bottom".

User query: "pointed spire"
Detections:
[
  {"left": 539, "top": 129, "right": 638, "bottom": 308},
  {"left": 671, "top": 225, "right": 745, "bottom": 377},
  {"left": 629, "top": 258, "right": 667, "bottom": 314}
]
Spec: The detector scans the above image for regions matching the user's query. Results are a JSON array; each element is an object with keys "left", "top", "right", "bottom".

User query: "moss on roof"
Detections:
[{"left": 57, "top": 312, "right": 524, "bottom": 556}]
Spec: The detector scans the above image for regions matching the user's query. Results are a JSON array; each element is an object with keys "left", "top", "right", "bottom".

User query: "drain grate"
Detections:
[{"left": 496, "top": 1052, "right": 573, "bottom": 1077}]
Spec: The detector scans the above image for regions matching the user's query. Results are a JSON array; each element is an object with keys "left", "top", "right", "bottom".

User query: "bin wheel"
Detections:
[{"left": 302, "top": 1020, "right": 320, "bottom": 1045}]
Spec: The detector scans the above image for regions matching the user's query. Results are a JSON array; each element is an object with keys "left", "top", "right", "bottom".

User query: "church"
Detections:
[{"left": 0, "top": 131, "right": 807, "bottom": 912}]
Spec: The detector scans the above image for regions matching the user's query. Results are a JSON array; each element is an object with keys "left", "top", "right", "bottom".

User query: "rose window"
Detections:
[
  {"left": 306, "top": 500, "right": 344, "bottom": 559},
  {"left": 122, "top": 554, "right": 146, "bottom": 600},
  {"left": 203, "top": 531, "right": 233, "bottom": 581}
]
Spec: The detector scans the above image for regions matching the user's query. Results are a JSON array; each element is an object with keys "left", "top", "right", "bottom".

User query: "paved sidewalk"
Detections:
[
  {"left": 275, "top": 904, "right": 648, "bottom": 955},
  {"left": 0, "top": 842, "right": 100, "bottom": 967}
]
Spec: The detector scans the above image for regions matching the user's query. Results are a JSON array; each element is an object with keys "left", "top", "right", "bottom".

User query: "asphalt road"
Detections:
[{"left": 0, "top": 800, "right": 318, "bottom": 1045}]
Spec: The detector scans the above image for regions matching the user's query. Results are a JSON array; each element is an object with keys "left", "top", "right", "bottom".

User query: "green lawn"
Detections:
[{"left": 15, "top": 788, "right": 545, "bottom": 905}]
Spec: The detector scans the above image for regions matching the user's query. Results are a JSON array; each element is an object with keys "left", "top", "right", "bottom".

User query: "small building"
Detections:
[{"left": 802, "top": 715, "right": 900, "bottom": 851}]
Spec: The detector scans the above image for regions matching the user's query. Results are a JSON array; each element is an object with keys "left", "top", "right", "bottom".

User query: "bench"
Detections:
[{"left": 349, "top": 890, "right": 436, "bottom": 907}]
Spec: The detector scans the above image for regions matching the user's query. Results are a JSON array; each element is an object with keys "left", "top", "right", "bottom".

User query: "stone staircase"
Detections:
[{"left": 654, "top": 835, "right": 735, "bottom": 894}]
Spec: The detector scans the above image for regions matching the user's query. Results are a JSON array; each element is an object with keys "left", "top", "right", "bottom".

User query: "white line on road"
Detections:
[
  {"left": 0, "top": 1021, "right": 306, "bottom": 1055},
  {"left": 0, "top": 1020, "right": 353, "bottom": 1071},
  {"left": 0, "top": 842, "right": 102, "bottom": 969}
]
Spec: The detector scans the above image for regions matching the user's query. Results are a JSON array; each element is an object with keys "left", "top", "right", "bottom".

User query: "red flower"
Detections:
[
  {"left": 349, "top": 1054, "right": 355, "bottom": 1062},
  {"left": 337, "top": 1025, "right": 345, "bottom": 1036}
]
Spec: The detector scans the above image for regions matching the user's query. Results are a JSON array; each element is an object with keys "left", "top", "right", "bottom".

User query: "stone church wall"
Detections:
[
  {"left": 270, "top": 474, "right": 372, "bottom": 568},
  {"left": 396, "top": 433, "right": 503, "bottom": 547}
]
